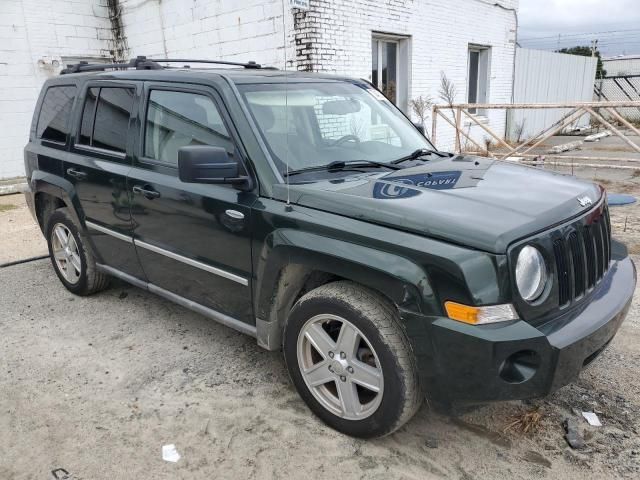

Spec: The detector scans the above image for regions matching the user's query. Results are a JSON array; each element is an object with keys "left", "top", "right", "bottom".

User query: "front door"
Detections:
[
  {"left": 127, "top": 84, "right": 255, "bottom": 323},
  {"left": 66, "top": 82, "right": 145, "bottom": 279}
]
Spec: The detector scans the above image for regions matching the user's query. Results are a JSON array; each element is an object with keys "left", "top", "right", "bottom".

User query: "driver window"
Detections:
[{"left": 144, "top": 90, "right": 233, "bottom": 166}]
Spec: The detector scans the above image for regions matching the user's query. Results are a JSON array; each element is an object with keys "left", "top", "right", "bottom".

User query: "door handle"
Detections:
[
  {"left": 132, "top": 184, "right": 161, "bottom": 200},
  {"left": 67, "top": 168, "right": 87, "bottom": 180}
]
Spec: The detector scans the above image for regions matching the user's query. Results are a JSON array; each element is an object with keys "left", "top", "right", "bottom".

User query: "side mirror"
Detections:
[
  {"left": 178, "top": 145, "right": 251, "bottom": 189},
  {"left": 413, "top": 122, "right": 426, "bottom": 136}
]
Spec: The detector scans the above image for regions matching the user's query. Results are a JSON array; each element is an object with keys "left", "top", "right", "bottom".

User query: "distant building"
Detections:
[
  {"left": 603, "top": 54, "right": 640, "bottom": 76},
  {"left": 0, "top": 0, "right": 519, "bottom": 180}
]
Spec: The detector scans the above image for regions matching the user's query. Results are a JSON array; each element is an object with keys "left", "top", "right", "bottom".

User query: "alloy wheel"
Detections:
[
  {"left": 296, "top": 314, "right": 384, "bottom": 420},
  {"left": 51, "top": 223, "right": 82, "bottom": 284}
]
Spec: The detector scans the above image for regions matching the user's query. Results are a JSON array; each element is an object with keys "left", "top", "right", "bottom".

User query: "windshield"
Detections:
[{"left": 237, "top": 81, "right": 434, "bottom": 177}]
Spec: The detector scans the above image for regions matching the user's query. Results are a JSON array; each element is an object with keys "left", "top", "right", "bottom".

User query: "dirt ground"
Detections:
[
  {"left": 0, "top": 194, "right": 47, "bottom": 265},
  {"left": 1, "top": 154, "right": 640, "bottom": 479}
]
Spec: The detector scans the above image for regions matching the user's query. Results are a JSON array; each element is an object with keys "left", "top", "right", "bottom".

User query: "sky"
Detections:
[{"left": 518, "top": 0, "right": 640, "bottom": 57}]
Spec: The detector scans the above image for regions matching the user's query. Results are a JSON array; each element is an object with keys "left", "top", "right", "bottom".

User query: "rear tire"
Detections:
[
  {"left": 45, "top": 208, "right": 110, "bottom": 295},
  {"left": 283, "top": 281, "right": 423, "bottom": 438}
]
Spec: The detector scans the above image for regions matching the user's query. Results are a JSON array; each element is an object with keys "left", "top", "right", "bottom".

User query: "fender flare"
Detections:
[
  {"left": 254, "top": 229, "right": 437, "bottom": 350},
  {"left": 30, "top": 170, "right": 85, "bottom": 229}
]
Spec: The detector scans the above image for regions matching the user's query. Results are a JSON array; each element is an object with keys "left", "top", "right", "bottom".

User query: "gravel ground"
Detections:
[
  {"left": 1, "top": 258, "right": 639, "bottom": 480},
  {"left": 1, "top": 162, "right": 639, "bottom": 479}
]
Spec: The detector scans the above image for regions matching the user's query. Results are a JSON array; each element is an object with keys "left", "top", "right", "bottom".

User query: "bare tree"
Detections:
[
  {"left": 513, "top": 119, "right": 526, "bottom": 144},
  {"left": 438, "top": 72, "right": 459, "bottom": 150},
  {"left": 409, "top": 95, "right": 434, "bottom": 133},
  {"left": 438, "top": 72, "right": 457, "bottom": 107}
]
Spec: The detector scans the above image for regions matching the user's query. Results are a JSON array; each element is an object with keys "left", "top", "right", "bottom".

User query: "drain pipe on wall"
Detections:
[{"left": 475, "top": 0, "right": 519, "bottom": 138}]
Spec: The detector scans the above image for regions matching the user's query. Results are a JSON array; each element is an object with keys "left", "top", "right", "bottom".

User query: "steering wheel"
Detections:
[{"left": 330, "top": 135, "right": 361, "bottom": 147}]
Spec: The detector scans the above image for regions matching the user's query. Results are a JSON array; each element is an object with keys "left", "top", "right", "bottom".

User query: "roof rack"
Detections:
[{"left": 60, "top": 56, "right": 271, "bottom": 75}]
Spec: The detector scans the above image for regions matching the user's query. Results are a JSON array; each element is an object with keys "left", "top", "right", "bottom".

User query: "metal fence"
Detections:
[{"left": 595, "top": 75, "right": 640, "bottom": 121}]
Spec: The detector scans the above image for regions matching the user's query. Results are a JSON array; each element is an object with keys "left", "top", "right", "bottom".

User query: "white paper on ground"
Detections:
[
  {"left": 162, "top": 444, "right": 181, "bottom": 462},
  {"left": 581, "top": 411, "right": 602, "bottom": 427}
]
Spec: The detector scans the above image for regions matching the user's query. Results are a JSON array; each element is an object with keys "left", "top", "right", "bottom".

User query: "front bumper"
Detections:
[{"left": 407, "top": 244, "right": 636, "bottom": 404}]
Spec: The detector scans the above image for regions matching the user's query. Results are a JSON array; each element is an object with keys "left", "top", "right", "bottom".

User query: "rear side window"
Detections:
[
  {"left": 79, "top": 87, "right": 134, "bottom": 154},
  {"left": 36, "top": 85, "right": 77, "bottom": 143},
  {"left": 79, "top": 87, "right": 99, "bottom": 145},
  {"left": 144, "top": 90, "right": 233, "bottom": 166}
]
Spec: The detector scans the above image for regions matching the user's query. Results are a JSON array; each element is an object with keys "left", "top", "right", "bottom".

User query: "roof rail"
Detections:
[
  {"left": 60, "top": 56, "right": 162, "bottom": 74},
  {"left": 151, "top": 58, "right": 265, "bottom": 69},
  {"left": 60, "top": 56, "right": 273, "bottom": 75}
]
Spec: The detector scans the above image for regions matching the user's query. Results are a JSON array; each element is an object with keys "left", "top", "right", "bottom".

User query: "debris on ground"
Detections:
[
  {"left": 564, "top": 419, "right": 586, "bottom": 449},
  {"left": 162, "top": 444, "right": 181, "bottom": 463},
  {"left": 582, "top": 411, "right": 603, "bottom": 427},
  {"left": 584, "top": 130, "right": 612, "bottom": 142},
  {"left": 548, "top": 140, "right": 583, "bottom": 154},
  {"left": 503, "top": 407, "right": 543, "bottom": 434}
]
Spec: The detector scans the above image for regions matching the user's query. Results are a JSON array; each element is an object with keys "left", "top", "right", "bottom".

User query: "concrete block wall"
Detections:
[{"left": 0, "top": 0, "right": 113, "bottom": 179}]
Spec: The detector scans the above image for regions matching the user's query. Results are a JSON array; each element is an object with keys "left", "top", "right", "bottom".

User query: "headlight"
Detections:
[{"left": 516, "top": 246, "right": 547, "bottom": 302}]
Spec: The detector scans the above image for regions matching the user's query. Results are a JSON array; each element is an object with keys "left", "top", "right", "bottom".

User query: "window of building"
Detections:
[
  {"left": 467, "top": 46, "right": 490, "bottom": 114},
  {"left": 37, "top": 85, "right": 77, "bottom": 143},
  {"left": 372, "top": 34, "right": 410, "bottom": 112},
  {"left": 144, "top": 90, "right": 233, "bottom": 167}
]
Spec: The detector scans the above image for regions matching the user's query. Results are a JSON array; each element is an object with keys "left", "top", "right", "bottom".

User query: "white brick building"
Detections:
[{"left": 0, "top": 0, "right": 519, "bottom": 180}]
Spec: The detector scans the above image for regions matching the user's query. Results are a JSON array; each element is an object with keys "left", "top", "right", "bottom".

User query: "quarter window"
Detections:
[
  {"left": 37, "top": 85, "right": 77, "bottom": 143},
  {"left": 144, "top": 90, "right": 233, "bottom": 167}
]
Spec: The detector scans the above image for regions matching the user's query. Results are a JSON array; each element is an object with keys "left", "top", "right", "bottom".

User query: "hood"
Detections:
[{"left": 274, "top": 156, "right": 603, "bottom": 253}]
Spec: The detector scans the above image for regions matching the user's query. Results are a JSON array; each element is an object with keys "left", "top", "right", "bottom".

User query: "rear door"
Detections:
[
  {"left": 66, "top": 81, "right": 144, "bottom": 278},
  {"left": 126, "top": 82, "right": 256, "bottom": 323}
]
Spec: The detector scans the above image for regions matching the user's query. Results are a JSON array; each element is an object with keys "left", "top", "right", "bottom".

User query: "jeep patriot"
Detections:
[{"left": 24, "top": 57, "right": 636, "bottom": 437}]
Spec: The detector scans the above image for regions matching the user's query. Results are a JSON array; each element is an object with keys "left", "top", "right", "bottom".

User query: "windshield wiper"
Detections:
[
  {"left": 284, "top": 160, "right": 401, "bottom": 177},
  {"left": 392, "top": 148, "right": 451, "bottom": 164}
]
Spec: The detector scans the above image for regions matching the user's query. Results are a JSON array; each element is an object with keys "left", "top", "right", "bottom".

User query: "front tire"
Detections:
[
  {"left": 283, "top": 281, "right": 423, "bottom": 438},
  {"left": 45, "top": 208, "right": 109, "bottom": 295}
]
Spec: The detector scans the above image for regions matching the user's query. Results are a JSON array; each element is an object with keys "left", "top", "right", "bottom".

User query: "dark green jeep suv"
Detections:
[{"left": 24, "top": 57, "right": 636, "bottom": 438}]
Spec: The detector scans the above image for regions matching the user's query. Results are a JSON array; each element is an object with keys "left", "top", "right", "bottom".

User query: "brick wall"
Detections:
[
  {"left": 0, "top": 0, "right": 112, "bottom": 179},
  {"left": 0, "top": 0, "right": 518, "bottom": 179},
  {"left": 290, "top": 0, "right": 519, "bottom": 149},
  {"left": 119, "top": 0, "right": 518, "bottom": 150},
  {"left": 118, "top": 0, "right": 296, "bottom": 68}
]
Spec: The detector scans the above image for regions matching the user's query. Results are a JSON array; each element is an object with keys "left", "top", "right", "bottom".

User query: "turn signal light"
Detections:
[{"left": 444, "top": 301, "right": 519, "bottom": 325}]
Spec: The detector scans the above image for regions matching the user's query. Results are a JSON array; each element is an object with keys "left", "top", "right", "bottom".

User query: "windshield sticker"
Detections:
[{"left": 368, "top": 88, "right": 389, "bottom": 102}]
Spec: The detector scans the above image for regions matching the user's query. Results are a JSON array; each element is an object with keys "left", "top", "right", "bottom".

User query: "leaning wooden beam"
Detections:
[
  {"left": 461, "top": 109, "right": 516, "bottom": 155},
  {"left": 433, "top": 101, "right": 640, "bottom": 110},
  {"left": 431, "top": 105, "right": 438, "bottom": 145},
  {"left": 501, "top": 107, "right": 582, "bottom": 159},
  {"left": 504, "top": 108, "right": 587, "bottom": 159},
  {"left": 434, "top": 109, "right": 486, "bottom": 152},
  {"left": 584, "top": 107, "right": 640, "bottom": 154},
  {"left": 605, "top": 107, "right": 640, "bottom": 138}
]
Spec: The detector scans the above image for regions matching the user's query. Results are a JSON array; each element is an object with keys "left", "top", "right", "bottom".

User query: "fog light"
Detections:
[{"left": 498, "top": 350, "right": 540, "bottom": 384}]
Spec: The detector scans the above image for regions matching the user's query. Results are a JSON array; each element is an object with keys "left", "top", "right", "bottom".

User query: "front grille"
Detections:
[{"left": 553, "top": 206, "right": 611, "bottom": 306}]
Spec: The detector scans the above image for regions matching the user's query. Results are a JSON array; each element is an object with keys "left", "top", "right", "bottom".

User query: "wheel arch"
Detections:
[
  {"left": 31, "top": 170, "right": 83, "bottom": 232},
  {"left": 254, "top": 229, "right": 435, "bottom": 350}
]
